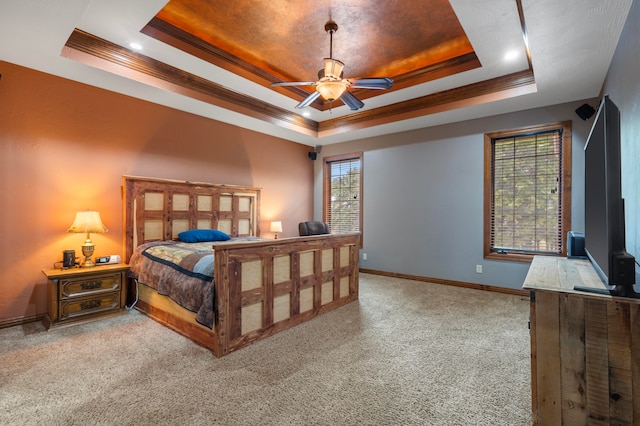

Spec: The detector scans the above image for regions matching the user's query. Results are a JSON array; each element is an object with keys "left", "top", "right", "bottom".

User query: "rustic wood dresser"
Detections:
[{"left": 523, "top": 256, "right": 640, "bottom": 425}]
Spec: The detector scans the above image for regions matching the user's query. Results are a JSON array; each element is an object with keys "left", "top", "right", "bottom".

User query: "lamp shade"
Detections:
[
  {"left": 316, "top": 81, "right": 347, "bottom": 102},
  {"left": 67, "top": 211, "right": 108, "bottom": 234},
  {"left": 270, "top": 221, "right": 283, "bottom": 233}
]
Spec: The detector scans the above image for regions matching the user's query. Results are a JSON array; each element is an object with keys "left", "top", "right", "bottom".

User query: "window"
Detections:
[
  {"left": 484, "top": 122, "right": 571, "bottom": 261},
  {"left": 323, "top": 152, "right": 363, "bottom": 239}
]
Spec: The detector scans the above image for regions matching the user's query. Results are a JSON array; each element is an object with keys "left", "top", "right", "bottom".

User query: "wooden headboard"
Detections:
[{"left": 123, "top": 176, "right": 261, "bottom": 262}]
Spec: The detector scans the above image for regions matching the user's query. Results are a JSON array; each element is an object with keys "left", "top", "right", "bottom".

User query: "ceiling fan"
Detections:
[{"left": 270, "top": 20, "right": 394, "bottom": 111}]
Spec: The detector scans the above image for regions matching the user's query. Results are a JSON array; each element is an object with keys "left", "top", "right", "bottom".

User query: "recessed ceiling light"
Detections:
[
  {"left": 129, "top": 42, "right": 143, "bottom": 51},
  {"left": 302, "top": 111, "right": 311, "bottom": 117},
  {"left": 504, "top": 50, "right": 519, "bottom": 61}
]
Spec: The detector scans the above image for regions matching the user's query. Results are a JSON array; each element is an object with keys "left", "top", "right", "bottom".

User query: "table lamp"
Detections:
[
  {"left": 270, "top": 221, "right": 283, "bottom": 239},
  {"left": 67, "top": 210, "right": 108, "bottom": 267}
]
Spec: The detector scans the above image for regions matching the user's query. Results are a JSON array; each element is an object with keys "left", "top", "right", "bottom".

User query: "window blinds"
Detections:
[
  {"left": 325, "top": 157, "right": 361, "bottom": 233},
  {"left": 491, "top": 129, "right": 563, "bottom": 254}
]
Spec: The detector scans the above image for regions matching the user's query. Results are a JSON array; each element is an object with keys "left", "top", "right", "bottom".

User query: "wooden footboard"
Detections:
[{"left": 213, "top": 233, "right": 359, "bottom": 356}]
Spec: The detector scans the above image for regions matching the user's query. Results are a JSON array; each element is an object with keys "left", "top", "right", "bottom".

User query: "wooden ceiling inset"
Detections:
[
  {"left": 62, "top": 1, "right": 535, "bottom": 139},
  {"left": 143, "top": 0, "right": 481, "bottom": 109}
]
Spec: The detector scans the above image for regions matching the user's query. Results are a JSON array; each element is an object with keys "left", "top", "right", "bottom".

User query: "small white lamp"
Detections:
[
  {"left": 67, "top": 210, "right": 108, "bottom": 268},
  {"left": 270, "top": 221, "right": 283, "bottom": 239}
]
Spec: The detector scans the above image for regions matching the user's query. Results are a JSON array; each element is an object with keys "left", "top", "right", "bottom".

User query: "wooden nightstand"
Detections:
[{"left": 42, "top": 263, "right": 129, "bottom": 330}]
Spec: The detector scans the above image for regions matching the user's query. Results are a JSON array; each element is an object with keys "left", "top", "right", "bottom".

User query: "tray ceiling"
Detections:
[{"left": 0, "top": 0, "right": 633, "bottom": 145}]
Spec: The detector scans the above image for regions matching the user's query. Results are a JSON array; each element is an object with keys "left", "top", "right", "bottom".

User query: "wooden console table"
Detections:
[{"left": 523, "top": 256, "right": 640, "bottom": 425}]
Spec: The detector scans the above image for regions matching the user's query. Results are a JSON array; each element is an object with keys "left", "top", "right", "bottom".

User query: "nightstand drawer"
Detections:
[
  {"left": 59, "top": 272, "right": 122, "bottom": 299},
  {"left": 58, "top": 292, "right": 121, "bottom": 321}
]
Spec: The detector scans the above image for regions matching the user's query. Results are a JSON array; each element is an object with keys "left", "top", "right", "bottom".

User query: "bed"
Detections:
[{"left": 123, "top": 176, "right": 360, "bottom": 357}]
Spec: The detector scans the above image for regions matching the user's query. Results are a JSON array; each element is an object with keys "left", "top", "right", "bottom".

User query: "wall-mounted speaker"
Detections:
[
  {"left": 308, "top": 145, "right": 322, "bottom": 160},
  {"left": 575, "top": 103, "right": 596, "bottom": 121},
  {"left": 567, "top": 231, "right": 587, "bottom": 258}
]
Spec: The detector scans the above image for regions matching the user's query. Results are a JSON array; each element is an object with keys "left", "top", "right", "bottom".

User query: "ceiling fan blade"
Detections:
[
  {"left": 340, "top": 91, "right": 365, "bottom": 111},
  {"left": 295, "top": 91, "right": 321, "bottom": 109},
  {"left": 270, "top": 81, "right": 316, "bottom": 87},
  {"left": 349, "top": 77, "right": 394, "bottom": 90}
]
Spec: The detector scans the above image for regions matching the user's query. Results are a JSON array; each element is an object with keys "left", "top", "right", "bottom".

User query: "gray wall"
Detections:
[
  {"left": 600, "top": 0, "right": 640, "bottom": 286},
  {"left": 314, "top": 103, "right": 596, "bottom": 290},
  {"left": 314, "top": 2, "right": 640, "bottom": 292}
]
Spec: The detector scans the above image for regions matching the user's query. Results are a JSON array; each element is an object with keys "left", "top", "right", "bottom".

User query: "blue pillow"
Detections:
[{"left": 178, "top": 229, "right": 231, "bottom": 243}]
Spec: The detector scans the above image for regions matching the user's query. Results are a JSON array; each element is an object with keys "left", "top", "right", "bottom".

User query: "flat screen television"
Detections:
[{"left": 580, "top": 94, "right": 637, "bottom": 297}]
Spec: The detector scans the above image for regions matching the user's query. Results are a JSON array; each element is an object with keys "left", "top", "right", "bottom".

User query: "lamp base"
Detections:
[
  {"left": 81, "top": 241, "right": 95, "bottom": 268},
  {"left": 80, "top": 257, "right": 96, "bottom": 268}
]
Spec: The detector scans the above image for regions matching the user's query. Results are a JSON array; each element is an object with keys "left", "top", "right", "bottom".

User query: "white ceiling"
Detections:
[{"left": 0, "top": 0, "right": 632, "bottom": 146}]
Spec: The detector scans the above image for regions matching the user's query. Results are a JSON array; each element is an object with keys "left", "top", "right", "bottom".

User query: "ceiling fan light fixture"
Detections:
[
  {"left": 270, "top": 19, "right": 392, "bottom": 110},
  {"left": 316, "top": 80, "right": 347, "bottom": 102}
]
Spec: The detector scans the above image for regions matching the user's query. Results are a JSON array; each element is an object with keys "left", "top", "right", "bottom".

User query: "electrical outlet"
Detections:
[
  {"left": 476, "top": 264, "right": 482, "bottom": 273},
  {"left": 363, "top": 253, "right": 368, "bottom": 261}
]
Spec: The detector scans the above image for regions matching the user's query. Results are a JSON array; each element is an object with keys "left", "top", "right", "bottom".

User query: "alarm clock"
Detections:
[{"left": 95, "top": 255, "right": 121, "bottom": 265}]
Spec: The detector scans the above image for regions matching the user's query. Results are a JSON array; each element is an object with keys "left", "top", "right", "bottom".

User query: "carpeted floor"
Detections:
[{"left": 0, "top": 273, "right": 532, "bottom": 425}]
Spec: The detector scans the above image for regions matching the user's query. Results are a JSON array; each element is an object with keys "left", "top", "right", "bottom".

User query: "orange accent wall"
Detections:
[{"left": 0, "top": 61, "right": 313, "bottom": 323}]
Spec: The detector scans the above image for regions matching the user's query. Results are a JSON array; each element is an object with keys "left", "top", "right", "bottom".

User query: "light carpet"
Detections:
[{"left": 0, "top": 273, "right": 532, "bottom": 425}]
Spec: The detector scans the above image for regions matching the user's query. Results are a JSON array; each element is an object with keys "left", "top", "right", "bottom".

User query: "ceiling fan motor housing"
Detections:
[{"left": 318, "top": 60, "right": 345, "bottom": 80}]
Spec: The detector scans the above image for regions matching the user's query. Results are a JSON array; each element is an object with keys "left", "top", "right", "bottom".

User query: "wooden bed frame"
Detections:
[{"left": 123, "top": 176, "right": 360, "bottom": 357}]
